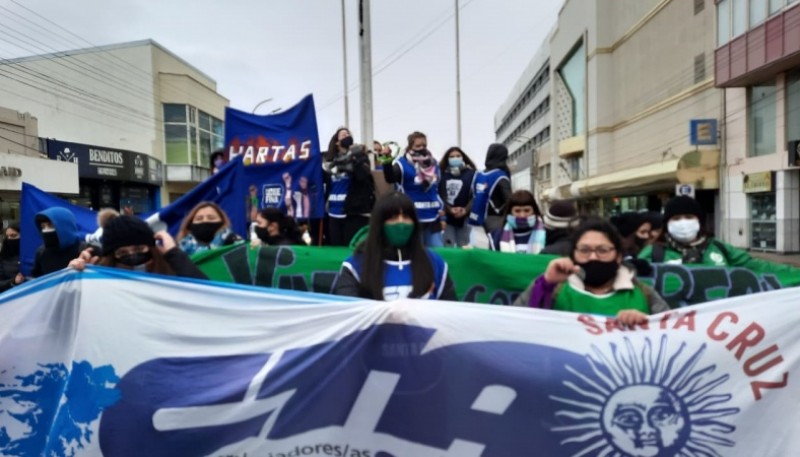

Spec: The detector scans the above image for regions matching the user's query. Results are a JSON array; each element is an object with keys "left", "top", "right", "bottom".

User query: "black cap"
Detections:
[
  {"left": 610, "top": 212, "right": 646, "bottom": 238},
  {"left": 102, "top": 216, "right": 155, "bottom": 255},
  {"left": 663, "top": 196, "right": 704, "bottom": 224}
]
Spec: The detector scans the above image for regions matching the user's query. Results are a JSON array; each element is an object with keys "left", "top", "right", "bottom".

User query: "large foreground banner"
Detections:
[
  {"left": 194, "top": 244, "right": 800, "bottom": 307},
  {"left": 1, "top": 267, "right": 797, "bottom": 456}
]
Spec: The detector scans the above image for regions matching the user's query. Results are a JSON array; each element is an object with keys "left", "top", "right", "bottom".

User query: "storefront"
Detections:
[
  {"left": 743, "top": 171, "right": 777, "bottom": 251},
  {"left": 46, "top": 139, "right": 163, "bottom": 214}
]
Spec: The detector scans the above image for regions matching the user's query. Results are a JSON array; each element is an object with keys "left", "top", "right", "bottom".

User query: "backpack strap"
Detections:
[{"left": 652, "top": 243, "right": 665, "bottom": 263}]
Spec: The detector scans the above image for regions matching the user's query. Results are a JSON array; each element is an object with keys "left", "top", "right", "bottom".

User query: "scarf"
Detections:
[
  {"left": 666, "top": 234, "right": 710, "bottom": 264},
  {"left": 179, "top": 227, "right": 237, "bottom": 255},
  {"left": 499, "top": 219, "right": 546, "bottom": 254},
  {"left": 407, "top": 152, "right": 438, "bottom": 189}
]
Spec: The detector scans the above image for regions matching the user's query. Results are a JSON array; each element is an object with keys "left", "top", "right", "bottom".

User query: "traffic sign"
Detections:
[{"left": 676, "top": 184, "right": 695, "bottom": 198}]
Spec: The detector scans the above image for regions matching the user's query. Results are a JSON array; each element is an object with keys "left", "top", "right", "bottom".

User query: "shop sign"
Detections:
[
  {"left": 743, "top": 171, "right": 773, "bottom": 193},
  {"left": 0, "top": 166, "right": 22, "bottom": 178},
  {"left": 689, "top": 119, "right": 718, "bottom": 146},
  {"left": 675, "top": 184, "right": 695, "bottom": 198},
  {"left": 47, "top": 139, "right": 162, "bottom": 186}
]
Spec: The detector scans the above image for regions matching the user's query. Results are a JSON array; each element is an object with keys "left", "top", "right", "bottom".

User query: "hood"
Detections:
[
  {"left": 485, "top": 143, "right": 509, "bottom": 170},
  {"left": 35, "top": 207, "right": 81, "bottom": 250}
]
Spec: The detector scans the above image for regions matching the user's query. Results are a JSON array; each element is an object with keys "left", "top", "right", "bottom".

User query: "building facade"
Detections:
[
  {"left": 494, "top": 29, "right": 554, "bottom": 196},
  {"left": 0, "top": 106, "right": 78, "bottom": 226},
  {"left": 0, "top": 40, "right": 228, "bottom": 211},
  {"left": 517, "top": 0, "right": 724, "bottom": 227},
  {"left": 715, "top": 0, "right": 800, "bottom": 253}
]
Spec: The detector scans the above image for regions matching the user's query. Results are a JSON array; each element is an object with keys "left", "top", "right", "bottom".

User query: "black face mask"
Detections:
[
  {"left": 117, "top": 251, "right": 152, "bottom": 268},
  {"left": 255, "top": 226, "right": 279, "bottom": 244},
  {"left": 339, "top": 136, "right": 354, "bottom": 149},
  {"left": 2, "top": 238, "right": 20, "bottom": 257},
  {"left": 190, "top": 222, "right": 224, "bottom": 244},
  {"left": 578, "top": 260, "right": 620, "bottom": 288},
  {"left": 634, "top": 236, "right": 648, "bottom": 249},
  {"left": 41, "top": 230, "right": 60, "bottom": 250}
]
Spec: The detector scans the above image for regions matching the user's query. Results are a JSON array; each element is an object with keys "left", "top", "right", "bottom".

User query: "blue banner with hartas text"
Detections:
[{"left": 223, "top": 94, "right": 324, "bottom": 223}]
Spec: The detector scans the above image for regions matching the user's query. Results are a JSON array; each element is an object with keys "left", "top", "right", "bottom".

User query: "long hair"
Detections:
[
  {"left": 97, "top": 248, "right": 176, "bottom": 276},
  {"left": 358, "top": 192, "right": 434, "bottom": 300},
  {"left": 325, "top": 127, "right": 350, "bottom": 162},
  {"left": 568, "top": 218, "right": 624, "bottom": 263},
  {"left": 438, "top": 146, "right": 477, "bottom": 170},
  {"left": 501, "top": 190, "right": 542, "bottom": 220},
  {"left": 177, "top": 201, "right": 233, "bottom": 240},
  {"left": 259, "top": 207, "right": 304, "bottom": 244}
]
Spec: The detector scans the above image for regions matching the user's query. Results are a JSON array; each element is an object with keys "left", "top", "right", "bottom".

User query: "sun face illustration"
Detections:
[{"left": 551, "top": 336, "right": 740, "bottom": 457}]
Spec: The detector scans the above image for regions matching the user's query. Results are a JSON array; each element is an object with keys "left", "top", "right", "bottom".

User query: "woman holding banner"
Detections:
[
  {"left": 512, "top": 218, "right": 668, "bottom": 325},
  {"left": 177, "top": 202, "right": 242, "bottom": 255},
  {"left": 381, "top": 131, "right": 444, "bottom": 247},
  {"left": 333, "top": 192, "right": 456, "bottom": 301},
  {"left": 324, "top": 128, "right": 375, "bottom": 246}
]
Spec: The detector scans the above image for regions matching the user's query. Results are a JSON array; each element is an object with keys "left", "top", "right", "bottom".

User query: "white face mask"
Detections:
[{"left": 668, "top": 219, "right": 700, "bottom": 243}]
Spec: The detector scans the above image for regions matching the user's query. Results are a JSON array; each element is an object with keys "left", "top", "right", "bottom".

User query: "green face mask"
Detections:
[{"left": 383, "top": 222, "right": 415, "bottom": 247}]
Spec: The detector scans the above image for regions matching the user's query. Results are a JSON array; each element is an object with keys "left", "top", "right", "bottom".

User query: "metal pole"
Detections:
[
  {"left": 252, "top": 98, "right": 273, "bottom": 114},
  {"left": 341, "top": 0, "right": 350, "bottom": 126},
  {"left": 455, "top": 0, "right": 462, "bottom": 146},
  {"left": 358, "top": 0, "right": 374, "bottom": 155}
]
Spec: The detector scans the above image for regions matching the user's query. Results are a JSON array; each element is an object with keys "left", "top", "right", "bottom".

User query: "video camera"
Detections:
[{"left": 331, "top": 144, "right": 369, "bottom": 175}]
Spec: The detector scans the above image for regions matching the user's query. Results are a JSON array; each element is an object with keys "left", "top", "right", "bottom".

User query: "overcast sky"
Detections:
[{"left": 4, "top": 0, "right": 561, "bottom": 164}]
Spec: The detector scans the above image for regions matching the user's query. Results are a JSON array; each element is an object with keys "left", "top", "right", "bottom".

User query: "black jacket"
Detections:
[
  {"left": 484, "top": 143, "right": 512, "bottom": 218},
  {"left": 32, "top": 242, "right": 85, "bottom": 278},
  {"left": 0, "top": 255, "right": 19, "bottom": 292},
  {"left": 439, "top": 167, "right": 475, "bottom": 227},
  {"left": 163, "top": 248, "right": 208, "bottom": 280},
  {"left": 343, "top": 151, "right": 376, "bottom": 215}
]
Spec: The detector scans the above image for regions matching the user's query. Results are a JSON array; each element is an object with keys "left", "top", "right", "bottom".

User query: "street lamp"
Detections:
[{"left": 252, "top": 98, "right": 275, "bottom": 114}]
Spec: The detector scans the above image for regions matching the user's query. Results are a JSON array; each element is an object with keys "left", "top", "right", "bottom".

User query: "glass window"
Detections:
[
  {"left": 163, "top": 104, "right": 186, "bottom": 123},
  {"left": 199, "top": 130, "right": 212, "bottom": 166},
  {"left": 770, "top": 0, "right": 785, "bottom": 14},
  {"left": 199, "top": 111, "right": 211, "bottom": 131},
  {"left": 189, "top": 127, "right": 198, "bottom": 165},
  {"left": 751, "top": 0, "right": 767, "bottom": 26},
  {"left": 733, "top": 0, "right": 747, "bottom": 37},
  {"left": 750, "top": 193, "right": 776, "bottom": 249},
  {"left": 749, "top": 82, "right": 777, "bottom": 157},
  {"left": 718, "top": 0, "right": 731, "bottom": 46},
  {"left": 786, "top": 70, "right": 800, "bottom": 142},
  {"left": 559, "top": 41, "right": 586, "bottom": 136},
  {"left": 165, "top": 124, "right": 189, "bottom": 164}
]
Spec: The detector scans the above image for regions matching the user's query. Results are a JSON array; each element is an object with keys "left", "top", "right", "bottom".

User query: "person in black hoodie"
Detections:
[
  {"left": 69, "top": 216, "right": 207, "bottom": 279},
  {"left": 0, "top": 223, "right": 23, "bottom": 292},
  {"left": 31, "top": 207, "right": 86, "bottom": 278},
  {"left": 438, "top": 147, "right": 477, "bottom": 247},
  {"left": 468, "top": 143, "right": 512, "bottom": 235}
]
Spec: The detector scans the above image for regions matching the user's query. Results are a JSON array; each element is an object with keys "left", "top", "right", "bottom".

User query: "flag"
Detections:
[
  {"left": 224, "top": 94, "right": 325, "bottom": 222},
  {"left": 1, "top": 267, "right": 798, "bottom": 456}
]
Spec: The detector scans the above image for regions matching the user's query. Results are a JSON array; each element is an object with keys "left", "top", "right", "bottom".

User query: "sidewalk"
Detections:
[{"left": 748, "top": 251, "right": 800, "bottom": 268}]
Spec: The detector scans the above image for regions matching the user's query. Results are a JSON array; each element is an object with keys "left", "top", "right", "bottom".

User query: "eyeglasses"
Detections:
[
  {"left": 114, "top": 245, "right": 150, "bottom": 259},
  {"left": 574, "top": 245, "right": 616, "bottom": 260}
]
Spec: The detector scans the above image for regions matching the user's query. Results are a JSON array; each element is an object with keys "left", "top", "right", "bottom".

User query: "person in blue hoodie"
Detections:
[{"left": 31, "top": 207, "right": 85, "bottom": 278}]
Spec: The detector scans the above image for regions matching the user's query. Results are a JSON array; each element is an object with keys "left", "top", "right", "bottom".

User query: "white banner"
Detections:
[{"left": 0, "top": 266, "right": 798, "bottom": 456}]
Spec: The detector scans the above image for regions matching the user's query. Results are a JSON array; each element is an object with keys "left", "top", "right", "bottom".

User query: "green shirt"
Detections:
[{"left": 554, "top": 282, "right": 649, "bottom": 316}]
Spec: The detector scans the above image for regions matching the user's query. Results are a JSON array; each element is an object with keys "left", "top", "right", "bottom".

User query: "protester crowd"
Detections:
[{"left": 4, "top": 128, "right": 799, "bottom": 328}]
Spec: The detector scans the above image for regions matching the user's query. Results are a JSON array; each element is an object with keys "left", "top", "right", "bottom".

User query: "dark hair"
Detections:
[
  {"left": 325, "top": 127, "right": 350, "bottom": 162},
  {"left": 568, "top": 218, "right": 623, "bottom": 262},
  {"left": 406, "top": 131, "right": 427, "bottom": 151},
  {"left": 501, "top": 190, "right": 542, "bottom": 220},
  {"left": 357, "top": 192, "right": 433, "bottom": 300},
  {"left": 258, "top": 208, "right": 304, "bottom": 244},
  {"left": 645, "top": 211, "right": 663, "bottom": 230},
  {"left": 4, "top": 223, "right": 20, "bottom": 236},
  {"left": 97, "top": 248, "right": 177, "bottom": 275},
  {"left": 438, "top": 146, "right": 477, "bottom": 170}
]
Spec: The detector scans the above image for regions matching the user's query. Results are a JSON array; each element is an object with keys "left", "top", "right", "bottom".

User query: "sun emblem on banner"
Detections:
[{"left": 551, "top": 336, "right": 740, "bottom": 457}]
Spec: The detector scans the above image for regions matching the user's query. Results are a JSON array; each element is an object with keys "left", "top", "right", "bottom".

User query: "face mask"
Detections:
[
  {"left": 634, "top": 236, "right": 649, "bottom": 249},
  {"left": 255, "top": 226, "right": 277, "bottom": 244},
  {"left": 2, "top": 238, "right": 19, "bottom": 257},
  {"left": 578, "top": 259, "right": 620, "bottom": 288},
  {"left": 506, "top": 215, "right": 537, "bottom": 231},
  {"left": 383, "top": 222, "right": 415, "bottom": 247},
  {"left": 339, "top": 136, "right": 354, "bottom": 149},
  {"left": 668, "top": 219, "right": 700, "bottom": 243},
  {"left": 41, "top": 228, "right": 60, "bottom": 250},
  {"left": 448, "top": 157, "right": 463, "bottom": 168},
  {"left": 214, "top": 158, "right": 224, "bottom": 168},
  {"left": 190, "top": 222, "right": 224, "bottom": 244},
  {"left": 117, "top": 251, "right": 152, "bottom": 268}
]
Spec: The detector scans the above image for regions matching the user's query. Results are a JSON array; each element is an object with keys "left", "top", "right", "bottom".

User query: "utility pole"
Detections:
[
  {"left": 341, "top": 0, "right": 350, "bottom": 126},
  {"left": 455, "top": 0, "right": 462, "bottom": 146},
  {"left": 358, "top": 0, "right": 374, "bottom": 158}
]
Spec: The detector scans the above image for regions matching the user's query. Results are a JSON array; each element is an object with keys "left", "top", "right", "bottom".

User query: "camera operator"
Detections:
[{"left": 324, "top": 127, "right": 376, "bottom": 246}]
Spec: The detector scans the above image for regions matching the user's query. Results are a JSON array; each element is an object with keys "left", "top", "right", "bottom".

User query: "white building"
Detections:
[{"left": 0, "top": 39, "right": 229, "bottom": 211}]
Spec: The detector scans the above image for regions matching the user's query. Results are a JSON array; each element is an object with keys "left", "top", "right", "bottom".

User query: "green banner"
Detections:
[{"left": 193, "top": 245, "right": 800, "bottom": 307}]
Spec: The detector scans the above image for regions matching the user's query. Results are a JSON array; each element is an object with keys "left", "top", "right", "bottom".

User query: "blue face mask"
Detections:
[
  {"left": 506, "top": 215, "right": 537, "bottom": 230},
  {"left": 448, "top": 157, "right": 463, "bottom": 168}
]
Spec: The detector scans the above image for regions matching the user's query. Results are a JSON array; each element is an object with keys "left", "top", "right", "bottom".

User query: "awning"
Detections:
[
  {"left": 569, "top": 158, "right": 680, "bottom": 198},
  {"left": 677, "top": 149, "right": 720, "bottom": 189}
]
